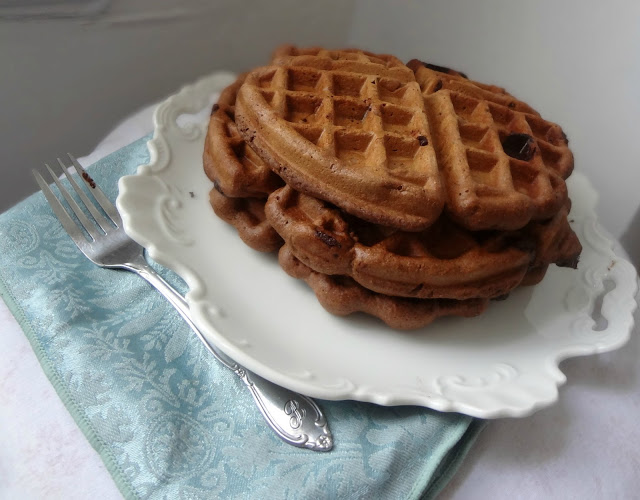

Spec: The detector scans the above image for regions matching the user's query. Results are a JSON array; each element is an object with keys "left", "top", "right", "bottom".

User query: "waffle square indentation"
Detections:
[
  {"left": 334, "top": 131, "right": 374, "bottom": 166},
  {"left": 292, "top": 125, "right": 323, "bottom": 145},
  {"left": 381, "top": 105, "right": 414, "bottom": 133},
  {"left": 466, "top": 149, "right": 500, "bottom": 188},
  {"left": 458, "top": 123, "right": 492, "bottom": 150},
  {"left": 287, "top": 68, "right": 322, "bottom": 92},
  {"left": 487, "top": 102, "right": 514, "bottom": 126},
  {"left": 334, "top": 98, "right": 369, "bottom": 127},
  {"left": 284, "top": 94, "right": 323, "bottom": 123},
  {"left": 258, "top": 69, "right": 277, "bottom": 89},
  {"left": 332, "top": 73, "right": 367, "bottom": 97},
  {"left": 510, "top": 160, "right": 541, "bottom": 197},
  {"left": 450, "top": 92, "right": 482, "bottom": 121},
  {"left": 378, "top": 79, "right": 411, "bottom": 105}
]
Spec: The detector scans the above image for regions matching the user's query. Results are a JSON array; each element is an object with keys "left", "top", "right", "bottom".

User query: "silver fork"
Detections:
[{"left": 33, "top": 153, "right": 333, "bottom": 452}]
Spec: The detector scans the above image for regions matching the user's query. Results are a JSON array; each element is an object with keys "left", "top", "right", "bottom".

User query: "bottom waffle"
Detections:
[{"left": 278, "top": 245, "right": 488, "bottom": 330}]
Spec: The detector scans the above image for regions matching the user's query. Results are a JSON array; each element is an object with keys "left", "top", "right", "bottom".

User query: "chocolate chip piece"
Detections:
[
  {"left": 417, "top": 135, "right": 429, "bottom": 146},
  {"left": 433, "top": 80, "right": 443, "bottom": 92},
  {"left": 423, "top": 62, "right": 453, "bottom": 74},
  {"left": 211, "top": 103, "right": 220, "bottom": 115},
  {"left": 421, "top": 61, "right": 468, "bottom": 79},
  {"left": 315, "top": 230, "right": 341, "bottom": 248},
  {"left": 502, "top": 133, "right": 536, "bottom": 161},
  {"left": 82, "top": 171, "right": 96, "bottom": 189}
]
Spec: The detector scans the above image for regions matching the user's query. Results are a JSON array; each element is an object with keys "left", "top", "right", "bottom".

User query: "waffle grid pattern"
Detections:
[
  {"left": 246, "top": 49, "right": 440, "bottom": 188},
  {"left": 412, "top": 62, "right": 573, "bottom": 230}
]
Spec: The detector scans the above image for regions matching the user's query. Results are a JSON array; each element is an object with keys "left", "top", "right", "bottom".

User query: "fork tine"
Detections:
[
  {"left": 33, "top": 169, "right": 92, "bottom": 247},
  {"left": 44, "top": 163, "right": 102, "bottom": 241},
  {"left": 56, "top": 158, "right": 113, "bottom": 233},
  {"left": 67, "top": 153, "right": 122, "bottom": 226}
]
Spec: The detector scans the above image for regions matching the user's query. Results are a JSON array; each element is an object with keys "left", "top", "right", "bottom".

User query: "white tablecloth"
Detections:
[{"left": 1, "top": 104, "right": 638, "bottom": 500}]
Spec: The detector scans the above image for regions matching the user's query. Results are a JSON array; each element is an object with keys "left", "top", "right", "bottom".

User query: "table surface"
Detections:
[{"left": 1, "top": 104, "right": 638, "bottom": 500}]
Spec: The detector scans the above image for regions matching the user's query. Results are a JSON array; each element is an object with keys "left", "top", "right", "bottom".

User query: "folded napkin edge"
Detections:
[
  {"left": 0, "top": 177, "right": 143, "bottom": 500},
  {"left": 416, "top": 419, "right": 486, "bottom": 500}
]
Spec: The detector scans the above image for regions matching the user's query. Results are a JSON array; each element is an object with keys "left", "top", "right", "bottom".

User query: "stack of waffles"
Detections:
[{"left": 203, "top": 45, "right": 582, "bottom": 329}]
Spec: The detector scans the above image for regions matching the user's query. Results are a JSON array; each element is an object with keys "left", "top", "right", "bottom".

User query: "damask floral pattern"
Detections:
[{"left": 0, "top": 138, "right": 481, "bottom": 500}]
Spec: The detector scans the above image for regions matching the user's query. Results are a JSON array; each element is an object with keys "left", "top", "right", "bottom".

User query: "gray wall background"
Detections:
[
  {"left": 2, "top": 0, "right": 639, "bottom": 265},
  {"left": 0, "top": 0, "right": 355, "bottom": 210}
]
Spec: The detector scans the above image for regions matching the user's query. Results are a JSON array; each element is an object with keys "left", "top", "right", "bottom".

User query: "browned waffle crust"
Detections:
[
  {"left": 204, "top": 73, "right": 283, "bottom": 198},
  {"left": 278, "top": 244, "right": 488, "bottom": 330}
]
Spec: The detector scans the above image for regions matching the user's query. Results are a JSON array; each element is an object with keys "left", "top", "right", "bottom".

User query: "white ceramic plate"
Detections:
[{"left": 117, "top": 72, "right": 638, "bottom": 418}]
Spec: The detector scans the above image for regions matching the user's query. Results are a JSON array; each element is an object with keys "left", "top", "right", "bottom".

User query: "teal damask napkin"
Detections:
[{"left": 0, "top": 137, "right": 483, "bottom": 500}]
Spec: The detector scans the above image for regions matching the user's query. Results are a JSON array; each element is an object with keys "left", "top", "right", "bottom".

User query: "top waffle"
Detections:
[
  {"left": 233, "top": 46, "right": 573, "bottom": 232},
  {"left": 234, "top": 47, "right": 445, "bottom": 231}
]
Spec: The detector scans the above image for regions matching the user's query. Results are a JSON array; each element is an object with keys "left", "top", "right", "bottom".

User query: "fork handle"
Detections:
[{"left": 121, "top": 255, "right": 333, "bottom": 452}]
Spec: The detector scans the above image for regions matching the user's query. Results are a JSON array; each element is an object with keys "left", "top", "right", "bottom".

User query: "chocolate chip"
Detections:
[
  {"left": 422, "top": 62, "right": 453, "bottom": 74},
  {"left": 433, "top": 80, "right": 443, "bottom": 92},
  {"left": 315, "top": 230, "right": 341, "bottom": 248},
  {"left": 211, "top": 103, "right": 220, "bottom": 115},
  {"left": 508, "top": 102, "right": 516, "bottom": 109},
  {"left": 417, "top": 135, "right": 429, "bottom": 146},
  {"left": 502, "top": 133, "right": 536, "bottom": 161},
  {"left": 421, "top": 61, "right": 468, "bottom": 79},
  {"left": 82, "top": 171, "right": 97, "bottom": 189}
]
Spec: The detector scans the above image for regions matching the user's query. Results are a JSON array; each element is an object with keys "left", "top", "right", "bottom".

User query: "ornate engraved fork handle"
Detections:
[{"left": 122, "top": 254, "right": 333, "bottom": 452}]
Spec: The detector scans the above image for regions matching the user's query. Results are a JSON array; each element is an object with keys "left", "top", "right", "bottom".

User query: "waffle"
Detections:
[
  {"left": 209, "top": 187, "right": 282, "bottom": 252},
  {"left": 278, "top": 244, "right": 488, "bottom": 330},
  {"left": 234, "top": 47, "right": 445, "bottom": 231},
  {"left": 203, "top": 74, "right": 282, "bottom": 198},
  {"left": 265, "top": 184, "right": 581, "bottom": 300},
  {"left": 408, "top": 59, "right": 573, "bottom": 230}
]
